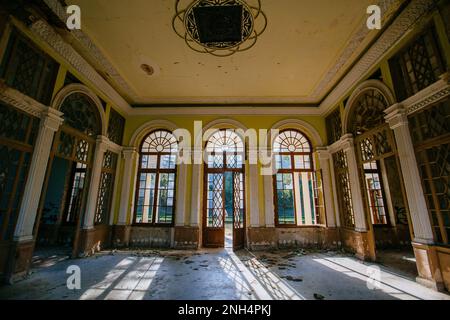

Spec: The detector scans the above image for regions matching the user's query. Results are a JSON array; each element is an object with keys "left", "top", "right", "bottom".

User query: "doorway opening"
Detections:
[
  {"left": 224, "top": 171, "right": 233, "bottom": 248},
  {"left": 348, "top": 87, "right": 414, "bottom": 273},
  {"left": 203, "top": 129, "right": 245, "bottom": 249},
  {"left": 34, "top": 92, "right": 102, "bottom": 259}
]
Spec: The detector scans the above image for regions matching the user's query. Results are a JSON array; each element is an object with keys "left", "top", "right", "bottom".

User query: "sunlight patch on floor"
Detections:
[
  {"left": 312, "top": 256, "right": 448, "bottom": 300},
  {"left": 224, "top": 249, "right": 305, "bottom": 300}
]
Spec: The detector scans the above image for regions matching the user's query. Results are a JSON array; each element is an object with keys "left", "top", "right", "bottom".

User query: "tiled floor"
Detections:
[{"left": 0, "top": 248, "right": 448, "bottom": 300}]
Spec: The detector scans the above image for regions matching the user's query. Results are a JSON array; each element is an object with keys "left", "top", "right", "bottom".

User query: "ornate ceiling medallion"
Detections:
[{"left": 173, "top": 0, "right": 267, "bottom": 57}]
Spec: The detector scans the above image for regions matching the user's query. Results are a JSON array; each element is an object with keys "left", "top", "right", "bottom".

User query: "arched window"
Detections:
[
  {"left": 134, "top": 130, "right": 178, "bottom": 225},
  {"left": 347, "top": 89, "right": 388, "bottom": 136},
  {"left": 60, "top": 93, "right": 102, "bottom": 137},
  {"left": 273, "top": 130, "right": 322, "bottom": 226}
]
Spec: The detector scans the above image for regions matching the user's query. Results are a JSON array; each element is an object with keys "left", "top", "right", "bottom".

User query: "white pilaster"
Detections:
[
  {"left": 263, "top": 172, "right": 275, "bottom": 227},
  {"left": 109, "top": 154, "right": 122, "bottom": 225},
  {"left": 317, "top": 148, "right": 337, "bottom": 227},
  {"left": 341, "top": 134, "right": 368, "bottom": 232},
  {"left": 190, "top": 163, "right": 202, "bottom": 227},
  {"left": 13, "top": 108, "right": 64, "bottom": 242},
  {"left": 385, "top": 104, "right": 434, "bottom": 244},
  {"left": 248, "top": 164, "right": 260, "bottom": 227},
  {"left": 83, "top": 136, "right": 108, "bottom": 229},
  {"left": 329, "top": 157, "right": 341, "bottom": 227},
  {"left": 175, "top": 163, "right": 188, "bottom": 227},
  {"left": 117, "top": 147, "right": 139, "bottom": 225}
]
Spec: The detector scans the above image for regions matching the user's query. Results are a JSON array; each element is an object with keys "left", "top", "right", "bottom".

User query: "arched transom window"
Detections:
[
  {"left": 206, "top": 130, "right": 244, "bottom": 168},
  {"left": 347, "top": 89, "right": 389, "bottom": 136},
  {"left": 60, "top": 93, "right": 102, "bottom": 138},
  {"left": 273, "top": 130, "right": 323, "bottom": 226},
  {"left": 134, "top": 130, "right": 178, "bottom": 225}
]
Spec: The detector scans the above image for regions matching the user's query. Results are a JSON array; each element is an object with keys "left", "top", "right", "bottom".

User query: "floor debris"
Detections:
[{"left": 2, "top": 248, "right": 447, "bottom": 300}]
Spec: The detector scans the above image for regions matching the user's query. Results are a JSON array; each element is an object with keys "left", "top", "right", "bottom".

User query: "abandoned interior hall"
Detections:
[{"left": 0, "top": 0, "right": 449, "bottom": 300}]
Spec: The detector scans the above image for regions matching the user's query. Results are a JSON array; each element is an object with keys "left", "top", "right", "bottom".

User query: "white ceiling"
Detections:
[{"left": 68, "top": 0, "right": 384, "bottom": 105}]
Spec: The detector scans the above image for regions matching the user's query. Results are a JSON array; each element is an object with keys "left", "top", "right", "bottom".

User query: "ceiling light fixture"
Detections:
[{"left": 172, "top": 0, "right": 267, "bottom": 57}]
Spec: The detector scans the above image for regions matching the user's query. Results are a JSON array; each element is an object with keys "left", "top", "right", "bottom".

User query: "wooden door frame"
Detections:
[
  {"left": 33, "top": 126, "right": 96, "bottom": 257},
  {"left": 202, "top": 153, "right": 246, "bottom": 248}
]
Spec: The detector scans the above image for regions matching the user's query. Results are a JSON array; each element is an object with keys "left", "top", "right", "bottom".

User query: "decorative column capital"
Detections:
[
  {"left": 95, "top": 135, "right": 110, "bottom": 152},
  {"left": 340, "top": 134, "right": 354, "bottom": 151},
  {"left": 385, "top": 103, "right": 408, "bottom": 129},
  {"left": 96, "top": 135, "right": 123, "bottom": 154},
  {"left": 41, "top": 108, "right": 64, "bottom": 132},
  {"left": 122, "top": 147, "right": 138, "bottom": 160},
  {"left": 316, "top": 147, "right": 331, "bottom": 160}
]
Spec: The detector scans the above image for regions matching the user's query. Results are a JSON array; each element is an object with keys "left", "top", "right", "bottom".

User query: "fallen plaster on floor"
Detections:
[{"left": 0, "top": 248, "right": 448, "bottom": 300}]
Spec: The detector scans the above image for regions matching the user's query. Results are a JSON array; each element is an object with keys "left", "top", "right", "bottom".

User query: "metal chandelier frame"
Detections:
[{"left": 172, "top": 0, "right": 267, "bottom": 57}]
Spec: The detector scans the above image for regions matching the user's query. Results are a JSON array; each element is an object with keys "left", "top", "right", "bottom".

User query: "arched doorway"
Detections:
[
  {"left": 346, "top": 82, "right": 414, "bottom": 268},
  {"left": 35, "top": 90, "right": 102, "bottom": 258},
  {"left": 203, "top": 129, "right": 245, "bottom": 249}
]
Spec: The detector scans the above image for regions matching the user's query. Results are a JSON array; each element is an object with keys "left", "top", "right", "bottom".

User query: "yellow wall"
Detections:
[{"left": 116, "top": 114, "right": 327, "bottom": 226}]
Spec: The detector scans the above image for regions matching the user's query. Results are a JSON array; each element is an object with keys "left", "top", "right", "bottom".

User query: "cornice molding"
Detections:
[
  {"left": 130, "top": 106, "right": 323, "bottom": 116},
  {"left": 40, "top": 0, "right": 403, "bottom": 107},
  {"left": 41, "top": 0, "right": 139, "bottom": 102},
  {"left": 26, "top": 18, "right": 133, "bottom": 115},
  {"left": 319, "top": 0, "right": 436, "bottom": 115},
  {"left": 311, "top": 0, "right": 403, "bottom": 100},
  {"left": 12, "top": 0, "right": 440, "bottom": 118}
]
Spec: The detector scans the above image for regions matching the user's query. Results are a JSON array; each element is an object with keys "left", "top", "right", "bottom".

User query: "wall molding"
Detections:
[
  {"left": 131, "top": 106, "right": 323, "bottom": 116},
  {"left": 403, "top": 72, "right": 450, "bottom": 115},
  {"left": 319, "top": 0, "right": 437, "bottom": 115},
  {"left": 41, "top": 0, "right": 139, "bottom": 102},
  {"left": 0, "top": 81, "right": 46, "bottom": 117},
  {"left": 40, "top": 0, "right": 402, "bottom": 107},
  {"left": 310, "top": 0, "right": 403, "bottom": 100},
  {"left": 23, "top": 17, "right": 133, "bottom": 114},
  {"left": 3, "top": 0, "right": 441, "bottom": 119}
]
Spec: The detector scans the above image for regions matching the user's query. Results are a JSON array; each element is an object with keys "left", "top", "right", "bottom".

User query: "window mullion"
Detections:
[{"left": 152, "top": 155, "right": 161, "bottom": 225}]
